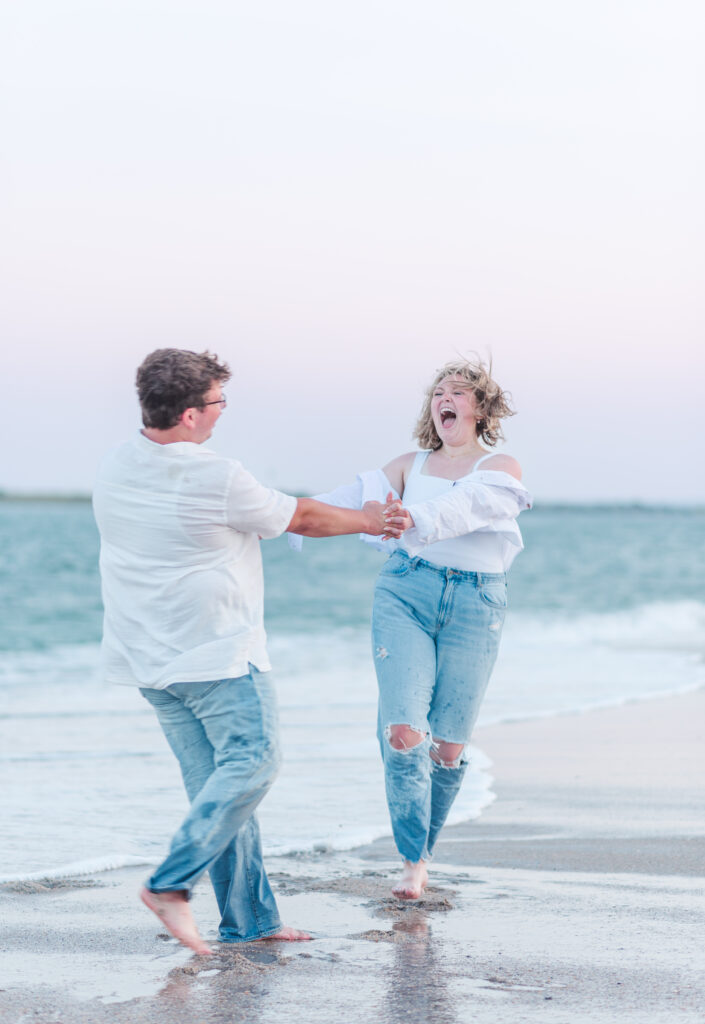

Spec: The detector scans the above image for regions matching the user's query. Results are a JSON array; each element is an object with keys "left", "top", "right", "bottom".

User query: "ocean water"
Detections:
[{"left": 1, "top": 500, "right": 704, "bottom": 882}]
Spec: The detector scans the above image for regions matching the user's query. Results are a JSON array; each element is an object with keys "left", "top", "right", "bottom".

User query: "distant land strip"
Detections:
[
  {"left": 0, "top": 492, "right": 92, "bottom": 503},
  {"left": 0, "top": 492, "right": 702, "bottom": 512}
]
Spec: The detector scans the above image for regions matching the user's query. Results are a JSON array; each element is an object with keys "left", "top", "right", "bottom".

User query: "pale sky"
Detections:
[{"left": 2, "top": 1, "right": 703, "bottom": 502}]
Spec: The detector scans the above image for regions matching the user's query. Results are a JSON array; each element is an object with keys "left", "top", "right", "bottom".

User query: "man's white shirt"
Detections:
[{"left": 93, "top": 432, "right": 296, "bottom": 688}]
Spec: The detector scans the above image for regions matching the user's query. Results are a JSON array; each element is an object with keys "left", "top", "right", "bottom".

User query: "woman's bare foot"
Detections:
[
  {"left": 257, "top": 925, "right": 312, "bottom": 941},
  {"left": 392, "top": 860, "right": 428, "bottom": 900},
  {"left": 140, "top": 887, "right": 212, "bottom": 956}
]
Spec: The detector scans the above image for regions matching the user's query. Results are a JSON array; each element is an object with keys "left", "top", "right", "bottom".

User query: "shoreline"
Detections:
[
  {"left": 3, "top": 681, "right": 703, "bottom": 886},
  {"left": 1, "top": 688, "right": 704, "bottom": 1023}
]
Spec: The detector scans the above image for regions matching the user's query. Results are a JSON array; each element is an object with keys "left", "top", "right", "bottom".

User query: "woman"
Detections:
[
  {"left": 294, "top": 359, "right": 531, "bottom": 899},
  {"left": 372, "top": 359, "right": 530, "bottom": 898}
]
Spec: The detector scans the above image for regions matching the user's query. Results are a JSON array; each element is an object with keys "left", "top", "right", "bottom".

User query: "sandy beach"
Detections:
[{"left": 2, "top": 689, "right": 704, "bottom": 1024}]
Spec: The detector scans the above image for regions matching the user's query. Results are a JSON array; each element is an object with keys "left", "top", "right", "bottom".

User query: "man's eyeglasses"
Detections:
[{"left": 202, "top": 394, "right": 227, "bottom": 408}]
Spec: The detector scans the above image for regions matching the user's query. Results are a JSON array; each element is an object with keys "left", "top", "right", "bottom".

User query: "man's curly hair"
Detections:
[{"left": 136, "top": 349, "right": 231, "bottom": 430}]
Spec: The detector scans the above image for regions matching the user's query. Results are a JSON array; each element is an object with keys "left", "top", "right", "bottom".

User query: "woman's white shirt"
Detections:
[{"left": 288, "top": 452, "right": 531, "bottom": 571}]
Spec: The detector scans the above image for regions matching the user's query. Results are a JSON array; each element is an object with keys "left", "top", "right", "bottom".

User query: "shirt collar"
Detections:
[{"left": 136, "top": 431, "right": 213, "bottom": 457}]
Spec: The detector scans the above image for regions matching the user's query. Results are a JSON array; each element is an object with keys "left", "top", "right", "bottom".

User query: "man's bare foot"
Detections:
[
  {"left": 392, "top": 860, "right": 428, "bottom": 900},
  {"left": 257, "top": 925, "right": 312, "bottom": 942},
  {"left": 140, "top": 886, "right": 212, "bottom": 956}
]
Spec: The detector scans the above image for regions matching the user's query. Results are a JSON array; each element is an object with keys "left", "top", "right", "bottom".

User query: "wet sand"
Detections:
[{"left": 1, "top": 690, "right": 704, "bottom": 1023}]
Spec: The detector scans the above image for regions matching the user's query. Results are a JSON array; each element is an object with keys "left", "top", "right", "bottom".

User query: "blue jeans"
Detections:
[
  {"left": 372, "top": 552, "right": 506, "bottom": 863},
  {"left": 139, "top": 667, "right": 282, "bottom": 942}
]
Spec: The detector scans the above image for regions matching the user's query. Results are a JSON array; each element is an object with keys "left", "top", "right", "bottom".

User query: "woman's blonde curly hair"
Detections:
[{"left": 414, "top": 359, "right": 515, "bottom": 450}]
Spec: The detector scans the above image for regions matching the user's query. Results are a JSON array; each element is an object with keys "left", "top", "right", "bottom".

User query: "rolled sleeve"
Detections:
[
  {"left": 311, "top": 478, "right": 365, "bottom": 509},
  {"left": 225, "top": 463, "right": 297, "bottom": 538}
]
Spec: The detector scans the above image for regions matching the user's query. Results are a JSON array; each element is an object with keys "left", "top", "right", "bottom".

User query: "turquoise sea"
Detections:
[{"left": 2, "top": 501, "right": 704, "bottom": 881}]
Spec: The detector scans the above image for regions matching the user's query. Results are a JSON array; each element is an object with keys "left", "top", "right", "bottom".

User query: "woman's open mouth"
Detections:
[{"left": 440, "top": 409, "right": 456, "bottom": 427}]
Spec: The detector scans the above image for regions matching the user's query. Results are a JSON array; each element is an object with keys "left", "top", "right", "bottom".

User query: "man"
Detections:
[{"left": 93, "top": 348, "right": 404, "bottom": 955}]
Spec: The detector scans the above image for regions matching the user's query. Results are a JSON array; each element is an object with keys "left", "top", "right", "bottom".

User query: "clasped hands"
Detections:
[{"left": 363, "top": 492, "right": 414, "bottom": 540}]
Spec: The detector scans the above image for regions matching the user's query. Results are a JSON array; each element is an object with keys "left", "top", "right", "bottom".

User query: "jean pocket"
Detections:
[
  {"left": 478, "top": 582, "right": 508, "bottom": 609},
  {"left": 379, "top": 555, "right": 411, "bottom": 578},
  {"left": 167, "top": 678, "right": 224, "bottom": 700}
]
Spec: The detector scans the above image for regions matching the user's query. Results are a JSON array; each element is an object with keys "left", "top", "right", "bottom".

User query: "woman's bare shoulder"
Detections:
[
  {"left": 383, "top": 451, "right": 418, "bottom": 473},
  {"left": 478, "top": 453, "right": 522, "bottom": 480},
  {"left": 382, "top": 451, "right": 419, "bottom": 495}
]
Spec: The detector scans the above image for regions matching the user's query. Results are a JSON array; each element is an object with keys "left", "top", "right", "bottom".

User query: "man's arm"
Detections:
[{"left": 287, "top": 495, "right": 405, "bottom": 539}]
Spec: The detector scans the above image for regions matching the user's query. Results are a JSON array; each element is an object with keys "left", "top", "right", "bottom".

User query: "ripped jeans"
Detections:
[
  {"left": 139, "top": 667, "right": 282, "bottom": 942},
  {"left": 372, "top": 552, "right": 506, "bottom": 863}
]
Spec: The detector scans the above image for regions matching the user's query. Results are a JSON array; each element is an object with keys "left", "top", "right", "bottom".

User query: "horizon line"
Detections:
[{"left": 0, "top": 491, "right": 703, "bottom": 512}]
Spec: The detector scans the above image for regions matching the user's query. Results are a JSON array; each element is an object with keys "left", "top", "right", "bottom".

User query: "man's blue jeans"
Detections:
[{"left": 140, "top": 666, "right": 282, "bottom": 942}]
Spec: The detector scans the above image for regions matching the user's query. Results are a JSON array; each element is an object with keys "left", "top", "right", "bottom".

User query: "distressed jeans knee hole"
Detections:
[{"left": 384, "top": 724, "right": 427, "bottom": 752}]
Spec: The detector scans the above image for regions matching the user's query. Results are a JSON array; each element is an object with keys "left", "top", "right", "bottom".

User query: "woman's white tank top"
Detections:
[{"left": 399, "top": 450, "right": 507, "bottom": 572}]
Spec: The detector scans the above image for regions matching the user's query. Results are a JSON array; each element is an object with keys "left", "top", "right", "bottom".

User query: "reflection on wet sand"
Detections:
[{"left": 382, "top": 910, "right": 458, "bottom": 1024}]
